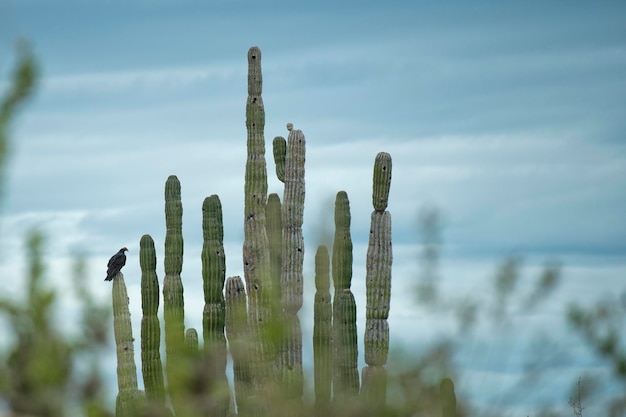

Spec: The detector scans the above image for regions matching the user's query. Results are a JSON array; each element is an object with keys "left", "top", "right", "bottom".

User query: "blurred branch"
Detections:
[{"left": 0, "top": 40, "right": 37, "bottom": 199}]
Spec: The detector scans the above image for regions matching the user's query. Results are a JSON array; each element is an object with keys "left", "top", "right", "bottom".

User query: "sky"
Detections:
[{"left": 0, "top": 1, "right": 625, "bottom": 415}]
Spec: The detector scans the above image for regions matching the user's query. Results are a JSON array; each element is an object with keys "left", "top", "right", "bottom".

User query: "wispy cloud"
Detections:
[{"left": 40, "top": 62, "right": 244, "bottom": 94}]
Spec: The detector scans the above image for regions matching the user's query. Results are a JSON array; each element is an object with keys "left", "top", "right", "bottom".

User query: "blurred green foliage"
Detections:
[{"left": 0, "top": 43, "right": 113, "bottom": 417}]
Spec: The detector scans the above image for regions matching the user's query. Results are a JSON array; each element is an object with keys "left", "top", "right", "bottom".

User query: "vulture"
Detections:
[{"left": 105, "top": 247, "right": 128, "bottom": 281}]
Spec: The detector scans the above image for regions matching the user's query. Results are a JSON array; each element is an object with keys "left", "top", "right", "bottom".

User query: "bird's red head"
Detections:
[{"left": 122, "top": 247, "right": 128, "bottom": 252}]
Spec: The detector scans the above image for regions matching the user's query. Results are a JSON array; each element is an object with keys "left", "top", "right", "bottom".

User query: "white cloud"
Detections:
[{"left": 41, "top": 63, "right": 244, "bottom": 94}]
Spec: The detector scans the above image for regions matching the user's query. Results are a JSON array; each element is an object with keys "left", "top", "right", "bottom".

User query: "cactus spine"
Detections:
[
  {"left": 332, "top": 191, "right": 360, "bottom": 401},
  {"left": 362, "top": 152, "right": 393, "bottom": 412},
  {"left": 139, "top": 234, "right": 166, "bottom": 406},
  {"left": 112, "top": 272, "right": 140, "bottom": 417},
  {"left": 313, "top": 245, "right": 332, "bottom": 415}
]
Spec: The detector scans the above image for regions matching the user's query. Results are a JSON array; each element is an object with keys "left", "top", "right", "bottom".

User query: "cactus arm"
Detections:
[
  {"left": 313, "top": 245, "right": 332, "bottom": 414},
  {"left": 272, "top": 136, "right": 286, "bottom": 183},
  {"left": 163, "top": 175, "right": 186, "bottom": 414},
  {"left": 225, "top": 276, "right": 253, "bottom": 416},
  {"left": 266, "top": 192, "right": 283, "bottom": 306},
  {"left": 201, "top": 195, "right": 230, "bottom": 416},
  {"left": 185, "top": 328, "right": 199, "bottom": 354},
  {"left": 440, "top": 378, "right": 457, "bottom": 417},
  {"left": 201, "top": 195, "right": 227, "bottom": 357},
  {"left": 163, "top": 175, "right": 185, "bottom": 352},
  {"left": 112, "top": 272, "right": 140, "bottom": 417},
  {"left": 243, "top": 46, "right": 270, "bottom": 324},
  {"left": 372, "top": 152, "right": 392, "bottom": 212},
  {"left": 362, "top": 152, "right": 393, "bottom": 412},
  {"left": 331, "top": 191, "right": 359, "bottom": 401},
  {"left": 332, "top": 191, "right": 353, "bottom": 291},
  {"left": 139, "top": 234, "right": 166, "bottom": 406},
  {"left": 281, "top": 126, "right": 306, "bottom": 313}
]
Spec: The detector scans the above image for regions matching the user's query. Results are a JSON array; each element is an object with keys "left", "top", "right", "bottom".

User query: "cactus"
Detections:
[
  {"left": 266, "top": 192, "right": 283, "bottom": 306},
  {"left": 185, "top": 328, "right": 199, "bottom": 354},
  {"left": 201, "top": 194, "right": 230, "bottom": 416},
  {"left": 372, "top": 151, "right": 392, "bottom": 212},
  {"left": 112, "top": 272, "right": 141, "bottom": 417},
  {"left": 163, "top": 175, "right": 187, "bottom": 413},
  {"left": 139, "top": 234, "right": 166, "bottom": 406},
  {"left": 243, "top": 45, "right": 270, "bottom": 323},
  {"left": 440, "top": 378, "right": 457, "bottom": 417},
  {"left": 362, "top": 152, "right": 393, "bottom": 412},
  {"left": 332, "top": 191, "right": 360, "bottom": 401},
  {"left": 108, "top": 46, "right": 416, "bottom": 417},
  {"left": 225, "top": 276, "right": 253, "bottom": 416},
  {"left": 313, "top": 245, "right": 332, "bottom": 415},
  {"left": 272, "top": 136, "right": 286, "bottom": 183},
  {"left": 277, "top": 125, "right": 306, "bottom": 409}
]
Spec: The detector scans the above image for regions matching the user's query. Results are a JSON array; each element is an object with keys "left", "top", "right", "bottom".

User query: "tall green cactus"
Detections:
[
  {"left": 163, "top": 175, "right": 187, "bottom": 414},
  {"left": 313, "top": 245, "right": 332, "bottom": 415},
  {"left": 243, "top": 46, "right": 277, "bottom": 403},
  {"left": 243, "top": 45, "right": 270, "bottom": 321},
  {"left": 332, "top": 191, "right": 360, "bottom": 402},
  {"left": 362, "top": 152, "right": 393, "bottom": 412},
  {"left": 266, "top": 192, "right": 283, "bottom": 306},
  {"left": 112, "top": 272, "right": 141, "bottom": 417},
  {"left": 225, "top": 275, "right": 253, "bottom": 416},
  {"left": 201, "top": 194, "right": 230, "bottom": 416},
  {"left": 139, "top": 234, "right": 166, "bottom": 406},
  {"left": 440, "top": 378, "right": 457, "bottom": 417},
  {"left": 278, "top": 125, "right": 306, "bottom": 410}
]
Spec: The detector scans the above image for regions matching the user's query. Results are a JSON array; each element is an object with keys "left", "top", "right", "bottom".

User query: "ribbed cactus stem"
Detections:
[
  {"left": 243, "top": 45, "right": 271, "bottom": 325},
  {"left": 272, "top": 136, "right": 286, "bottom": 183},
  {"left": 332, "top": 289, "right": 359, "bottom": 400},
  {"left": 332, "top": 191, "right": 353, "bottom": 291},
  {"left": 281, "top": 126, "right": 305, "bottom": 312},
  {"left": 313, "top": 245, "right": 332, "bottom": 414},
  {"left": 243, "top": 46, "right": 276, "bottom": 400},
  {"left": 201, "top": 195, "right": 227, "bottom": 353},
  {"left": 163, "top": 175, "right": 186, "bottom": 414},
  {"left": 185, "top": 328, "right": 199, "bottom": 353},
  {"left": 331, "top": 191, "right": 359, "bottom": 401},
  {"left": 201, "top": 195, "right": 230, "bottom": 417},
  {"left": 112, "top": 272, "right": 140, "bottom": 417},
  {"left": 372, "top": 152, "right": 392, "bottom": 212},
  {"left": 362, "top": 153, "right": 393, "bottom": 410},
  {"left": 365, "top": 211, "right": 392, "bottom": 320},
  {"left": 360, "top": 366, "right": 387, "bottom": 414},
  {"left": 440, "top": 378, "right": 457, "bottom": 417},
  {"left": 163, "top": 176, "right": 185, "bottom": 351},
  {"left": 139, "top": 234, "right": 165, "bottom": 405},
  {"left": 266, "top": 193, "right": 283, "bottom": 306},
  {"left": 225, "top": 276, "right": 252, "bottom": 416}
]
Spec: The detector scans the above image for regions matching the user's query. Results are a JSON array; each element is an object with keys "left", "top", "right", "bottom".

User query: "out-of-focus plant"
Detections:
[
  {"left": 0, "top": 43, "right": 113, "bottom": 417},
  {"left": 568, "top": 294, "right": 626, "bottom": 416},
  {"left": 0, "top": 41, "right": 37, "bottom": 198}
]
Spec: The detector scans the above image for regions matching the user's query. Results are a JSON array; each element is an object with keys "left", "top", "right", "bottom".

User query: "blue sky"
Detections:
[{"left": 1, "top": 1, "right": 625, "bottom": 415}]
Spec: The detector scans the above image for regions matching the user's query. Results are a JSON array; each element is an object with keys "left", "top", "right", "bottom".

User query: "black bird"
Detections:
[{"left": 105, "top": 247, "right": 128, "bottom": 281}]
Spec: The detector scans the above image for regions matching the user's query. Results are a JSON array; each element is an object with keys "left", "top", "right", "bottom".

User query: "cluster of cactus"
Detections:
[{"left": 109, "top": 46, "right": 457, "bottom": 417}]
